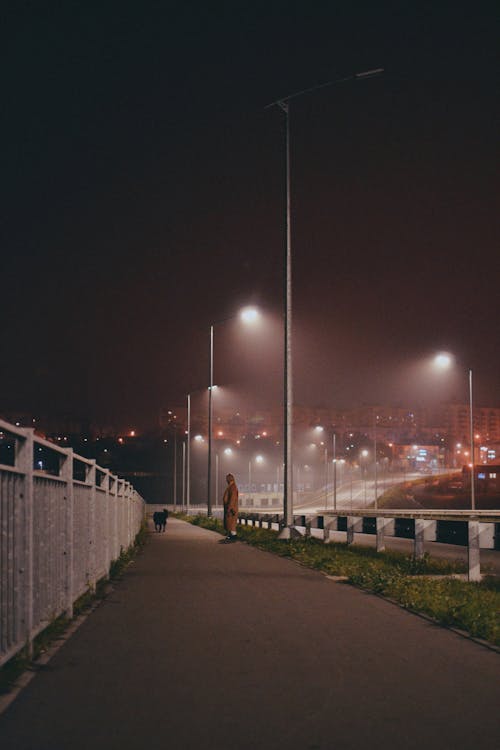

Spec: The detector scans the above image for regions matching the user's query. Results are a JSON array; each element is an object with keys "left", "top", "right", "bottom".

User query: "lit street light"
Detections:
[
  {"left": 185, "top": 387, "right": 211, "bottom": 513},
  {"left": 374, "top": 413, "right": 379, "bottom": 509},
  {"left": 207, "top": 307, "right": 260, "bottom": 516},
  {"left": 332, "top": 432, "right": 337, "bottom": 511},
  {"left": 433, "top": 352, "right": 476, "bottom": 510},
  {"left": 360, "top": 449, "right": 369, "bottom": 505}
]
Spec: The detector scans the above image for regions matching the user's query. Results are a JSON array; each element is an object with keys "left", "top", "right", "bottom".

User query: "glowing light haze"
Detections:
[
  {"left": 0, "top": 5, "right": 497, "bottom": 432},
  {"left": 434, "top": 353, "right": 454, "bottom": 370}
]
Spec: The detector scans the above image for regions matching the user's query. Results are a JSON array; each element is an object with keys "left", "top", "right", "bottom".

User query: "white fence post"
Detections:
[
  {"left": 60, "top": 448, "right": 74, "bottom": 618},
  {"left": 128, "top": 483, "right": 133, "bottom": 546},
  {"left": 110, "top": 475, "right": 118, "bottom": 561},
  {"left": 17, "top": 428, "right": 34, "bottom": 656},
  {"left": 103, "top": 470, "right": 111, "bottom": 577},
  {"left": 88, "top": 460, "right": 97, "bottom": 591}
]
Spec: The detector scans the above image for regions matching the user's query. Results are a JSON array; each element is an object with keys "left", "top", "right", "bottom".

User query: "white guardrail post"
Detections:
[
  {"left": 376, "top": 517, "right": 387, "bottom": 552},
  {"left": 414, "top": 519, "right": 426, "bottom": 559},
  {"left": 347, "top": 517, "right": 355, "bottom": 545},
  {"left": 468, "top": 521, "right": 481, "bottom": 582}
]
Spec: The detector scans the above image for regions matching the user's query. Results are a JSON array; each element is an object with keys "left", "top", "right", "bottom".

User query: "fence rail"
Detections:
[{"left": 0, "top": 419, "right": 145, "bottom": 668}]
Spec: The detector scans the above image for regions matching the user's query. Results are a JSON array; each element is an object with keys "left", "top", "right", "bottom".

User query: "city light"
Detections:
[
  {"left": 240, "top": 307, "right": 260, "bottom": 324},
  {"left": 433, "top": 352, "right": 453, "bottom": 370}
]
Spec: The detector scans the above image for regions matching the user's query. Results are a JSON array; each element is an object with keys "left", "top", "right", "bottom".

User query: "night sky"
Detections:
[{"left": 1, "top": 2, "right": 498, "bottom": 431}]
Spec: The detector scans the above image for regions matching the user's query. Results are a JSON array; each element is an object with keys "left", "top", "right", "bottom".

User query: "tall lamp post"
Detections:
[
  {"left": 186, "top": 393, "right": 191, "bottom": 514},
  {"left": 267, "top": 67, "right": 383, "bottom": 537},
  {"left": 207, "top": 307, "right": 260, "bottom": 516},
  {"left": 469, "top": 368, "right": 475, "bottom": 511},
  {"left": 166, "top": 412, "right": 179, "bottom": 509},
  {"left": 207, "top": 325, "right": 215, "bottom": 516},
  {"left": 433, "top": 353, "right": 476, "bottom": 510},
  {"left": 373, "top": 413, "right": 378, "bottom": 509},
  {"left": 333, "top": 432, "right": 337, "bottom": 512}
]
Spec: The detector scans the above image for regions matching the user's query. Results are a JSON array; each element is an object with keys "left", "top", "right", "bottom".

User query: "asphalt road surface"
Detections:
[{"left": 0, "top": 518, "right": 498, "bottom": 750}]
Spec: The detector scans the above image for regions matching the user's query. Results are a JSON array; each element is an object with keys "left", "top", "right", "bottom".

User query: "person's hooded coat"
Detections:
[{"left": 222, "top": 474, "right": 239, "bottom": 533}]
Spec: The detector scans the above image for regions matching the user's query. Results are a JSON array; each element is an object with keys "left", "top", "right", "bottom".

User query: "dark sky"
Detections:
[{"left": 1, "top": 2, "right": 498, "bottom": 430}]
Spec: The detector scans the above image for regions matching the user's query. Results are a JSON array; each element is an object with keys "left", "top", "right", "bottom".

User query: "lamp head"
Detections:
[
  {"left": 433, "top": 352, "right": 454, "bottom": 370},
  {"left": 240, "top": 307, "right": 260, "bottom": 324}
]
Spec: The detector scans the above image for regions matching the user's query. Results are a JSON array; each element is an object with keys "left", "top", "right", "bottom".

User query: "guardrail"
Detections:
[
  {"left": 237, "top": 509, "right": 500, "bottom": 582},
  {"left": 0, "top": 419, "right": 145, "bottom": 668}
]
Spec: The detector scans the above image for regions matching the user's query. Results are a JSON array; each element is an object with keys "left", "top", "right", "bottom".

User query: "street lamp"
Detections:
[
  {"left": 373, "top": 413, "right": 379, "bottom": 509},
  {"left": 185, "top": 393, "right": 192, "bottom": 514},
  {"left": 433, "top": 352, "right": 476, "bottom": 510},
  {"left": 332, "top": 432, "right": 337, "bottom": 512},
  {"left": 267, "top": 67, "right": 384, "bottom": 538},
  {"left": 360, "top": 449, "right": 369, "bottom": 506},
  {"left": 248, "top": 454, "right": 265, "bottom": 500},
  {"left": 207, "top": 308, "right": 260, "bottom": 516},
  {"left": 166, "top": 413, "right": 180, "bottom": 509},
  {"left": 185, "top": 387, "right": 211, "bottom": 514}
]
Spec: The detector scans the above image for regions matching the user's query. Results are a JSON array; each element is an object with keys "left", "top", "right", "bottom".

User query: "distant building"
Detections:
[
  {"left": 462, "top": 464, "right": 500, "bottom": 493},
  {"left": 161, "top": 401, "right": 500, "bottom": 457}
]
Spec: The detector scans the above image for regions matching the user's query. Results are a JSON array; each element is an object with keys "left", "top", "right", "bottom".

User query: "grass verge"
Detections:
[
  {"left": 181, "top": 514, "right": 500, "bottom": 648},
  {"left": 0, "top": 521, "right": 148, "bottom": 697}
]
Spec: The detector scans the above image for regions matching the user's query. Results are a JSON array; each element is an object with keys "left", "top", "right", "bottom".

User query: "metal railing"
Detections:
[{"left": 0, "top": 419, "right": 145, "bottom": 667}]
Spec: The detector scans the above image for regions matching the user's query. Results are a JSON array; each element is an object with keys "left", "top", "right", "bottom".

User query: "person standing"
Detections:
[{"left": 221, "top": 473, "right": 239, "bottom": 543}]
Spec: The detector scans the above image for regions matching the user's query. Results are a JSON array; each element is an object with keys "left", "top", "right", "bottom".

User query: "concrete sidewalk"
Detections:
[{"left": 0, "top": 519, "right": 498, "bottom": 750}]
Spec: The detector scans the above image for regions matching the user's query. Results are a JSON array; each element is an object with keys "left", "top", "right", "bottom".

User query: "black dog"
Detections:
[{"left": 153, "top": 509, "right": 168, "bottom": 532}]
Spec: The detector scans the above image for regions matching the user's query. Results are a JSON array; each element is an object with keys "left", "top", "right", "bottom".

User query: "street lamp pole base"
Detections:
[{"left": 278, "top": 525, "right": 302, "bottom": 540}]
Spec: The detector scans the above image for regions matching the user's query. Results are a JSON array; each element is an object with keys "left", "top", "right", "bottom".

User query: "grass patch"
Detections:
[
  {"left": 183, "top": 515, "right": 500, "bottom": 647},
  {"left": 0, "top": 520, "right": 149, "bottom": 695}
]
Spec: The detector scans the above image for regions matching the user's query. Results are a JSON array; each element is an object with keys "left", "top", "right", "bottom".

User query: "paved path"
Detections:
[{"left": 0, "top": 519, "right": 498, "bottom": 750}]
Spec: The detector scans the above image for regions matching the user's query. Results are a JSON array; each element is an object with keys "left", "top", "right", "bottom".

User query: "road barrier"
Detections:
[
  {"left": 237, "top": 508, "right": 500, "bottom": 582},
  {"left": 0, "top": 419, "right": 145, "bottom": 668}
]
